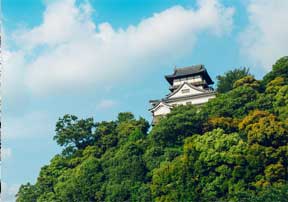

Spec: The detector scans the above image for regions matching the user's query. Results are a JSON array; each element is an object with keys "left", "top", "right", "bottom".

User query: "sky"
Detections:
[{"left": 1, "top": 0, "right": 288, "bottom": 201}]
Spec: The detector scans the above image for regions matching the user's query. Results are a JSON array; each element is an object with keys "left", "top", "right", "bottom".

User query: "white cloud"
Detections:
[
  {"left": 6, "top": 0, "right": 234, "bottom": 95},
  {"left": 3, "top": 111, "right": 53, "bottom": 140},
  {"left": 2, "top": 50, "right": 28, "bottom": 102},
  {"left": 2, "top": 147, "right": 12, "bottom": 160},
  {"left": 1, "top": 182, "right": 19, "bottom": 202},
  {"left": 239, "top": 0, "right": 288, "bottom": 70},
  {"left": 96, "top": 99, "right": 117, "bottom": 110},
  {"left": 14, "top": 0, "right": 95, "bottom": 48}
]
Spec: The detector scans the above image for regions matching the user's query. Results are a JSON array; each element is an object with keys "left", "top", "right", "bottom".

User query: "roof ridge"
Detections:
[{"left": 175, "top": 64, "right": 204, "bottom": 71}]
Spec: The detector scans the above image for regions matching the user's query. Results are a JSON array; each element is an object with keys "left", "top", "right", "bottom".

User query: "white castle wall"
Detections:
[
  {"left": 153, "top": 104, "right": 171, "bottom": 116},
  {"left": 168, "top": 94, "right": 215, "bottom": 106},
  {"left": 173, "top": 75, "right": 203, "bottom": 86}
]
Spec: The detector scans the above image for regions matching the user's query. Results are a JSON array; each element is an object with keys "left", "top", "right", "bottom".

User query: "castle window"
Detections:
[{"left": 181, "top": 89, "right": 190, "bottom": 94}]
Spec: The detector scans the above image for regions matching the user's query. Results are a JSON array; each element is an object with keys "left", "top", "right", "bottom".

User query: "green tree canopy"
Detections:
[
  {"left": 216, "top": 67, "right": 250, "bottom": 93},
  {"left": 262, "top": 56, "right": 288, "bottom": 87},
  {"left": 54, "top": 115, "right": 96, "bottom": 152}
]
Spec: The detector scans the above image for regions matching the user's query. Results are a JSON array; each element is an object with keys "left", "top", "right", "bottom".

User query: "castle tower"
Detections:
[{"left": 149, "top": 64, "right": 215, "bottom": 124}]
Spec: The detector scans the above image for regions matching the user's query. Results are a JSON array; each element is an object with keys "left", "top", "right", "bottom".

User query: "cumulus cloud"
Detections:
[
  {"left": 1, "top": 182, "right": 19, "bottom": 202},
  {"left": 239, "top": 0, "right": 288, "bottom": 70},
  {"left": 5, "top": 0, "right": 234, "bottom": 95},
  {"left": 2, "top": 147, "right": 12, "bottom": 160}
]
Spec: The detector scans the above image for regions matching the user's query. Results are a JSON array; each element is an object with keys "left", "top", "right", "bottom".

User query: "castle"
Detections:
[{"left": 149, "top": 65, "right": 215, "bottom": 124}]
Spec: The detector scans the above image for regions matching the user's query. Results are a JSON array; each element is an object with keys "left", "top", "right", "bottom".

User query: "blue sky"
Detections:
[{"left": 2, "top": 0, "right": 288, "bottom": 201}]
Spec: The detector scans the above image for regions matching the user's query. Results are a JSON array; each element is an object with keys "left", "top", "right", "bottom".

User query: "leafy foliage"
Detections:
[
  {"left": 233, "top": 75, "right": 260, "bottom": 90},
  {"left": 17, "top": 57, "right": 288, "bottom": 202},
  {"left": 54, "top": 115, "right": 96, "bottom": 154},
  {"left": 150, "top": 105, "right": 206, "bottom": 147},
  {"left": 216, "top": 67, "right": 250, "bottom": 93},
  {"left": 262, "top": 56, "right": 288, "bottom": 86}
]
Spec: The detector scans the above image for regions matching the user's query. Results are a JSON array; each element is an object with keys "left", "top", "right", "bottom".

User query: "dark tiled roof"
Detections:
[
  {"left": 173, "top": 64, "right": 204, "bottom": 76},
  {"left": 165, "top": 64, "right": 214, "bottom": 85}
]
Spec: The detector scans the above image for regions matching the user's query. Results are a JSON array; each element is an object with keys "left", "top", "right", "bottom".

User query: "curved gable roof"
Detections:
[
  {"left": 166, "top": 82, "right": 208, "bottom": 98},
  {"left": 149, "top": 101, "right": 171, "bottom": 112}
]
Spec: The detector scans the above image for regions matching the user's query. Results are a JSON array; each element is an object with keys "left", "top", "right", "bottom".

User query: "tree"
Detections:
[
  {"left": 16, "top": 183, "right": 39, "bottom": 202},
  {"left": 34, "top": 154, "right": 71, "bottom": 200},
  {"left": 54, "top": 115, "right": 96, "bottom": 153},
  {"left": 239, "top": 110, "right": 288, "bottom": 187},
  {"left": 231, "top": 184, "right": 288, "bottom": 202},
  {"left": 151, "top": 158, "right": 195, "bottom": 202},
  {"left": 150, "top": 105, "right": 207, "bottom": 147},
  {"left": 117, "top": 112, "right": 135, "bottom": 123},
  {"left": 265, "top": 77, "right": 286, "bottom": 94},
  {"left": 274, "top": 85, "right": 288, "bottom": 120},
  {"left": 116, "top": 116, "right": 149, "bottom": 141},
  {"left": 152, "top": 129, "right": 249, "bottom": 201},
  {"left": 262, "top": 56, "right": 288, "bottom": 87},
  {"left": 249, "top": 77, "right": 286, "bottom": 113},
  {"left": 103, "top": 141, "right": 148, "bottom": 201},
  {"left": 204, "top": 85, "right": 258, "bottom": 118},
  {"left": 239, "top": 110, "right": 288, "bottom": 147},
  {"left": 216, "top": 67, "right": 250, "bottom": 93},
  {"left": 203, "top": 116, "right": 239, "bottom": 133},
  {"left": 233, "top": 75, "right": 260, "bottom": 90},
  {"left": 94, "top": 121, "right": 118, "bottom": 156},
  {"left": 54, "top": 157, "right": 104, "bottom": 202}
]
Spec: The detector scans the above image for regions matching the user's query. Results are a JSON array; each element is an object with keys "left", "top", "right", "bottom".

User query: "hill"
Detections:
[{"left": 16, "top": 57, "right": 288, "bottom": 202}]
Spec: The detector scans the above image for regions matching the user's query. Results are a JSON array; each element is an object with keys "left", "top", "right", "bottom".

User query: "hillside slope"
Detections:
[{"left": 17, "top": 57, "right": 288, "bottom": 202}]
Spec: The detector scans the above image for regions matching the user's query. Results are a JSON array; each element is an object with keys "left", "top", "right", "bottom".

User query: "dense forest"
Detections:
[{"left": 17, "top": 57, "right": 288, "bottom": 202}]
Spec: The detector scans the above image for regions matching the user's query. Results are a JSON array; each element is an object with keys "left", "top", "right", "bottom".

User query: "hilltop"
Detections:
[{"left": 17, "top": 57, "right": 288, "bottom": 202}]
